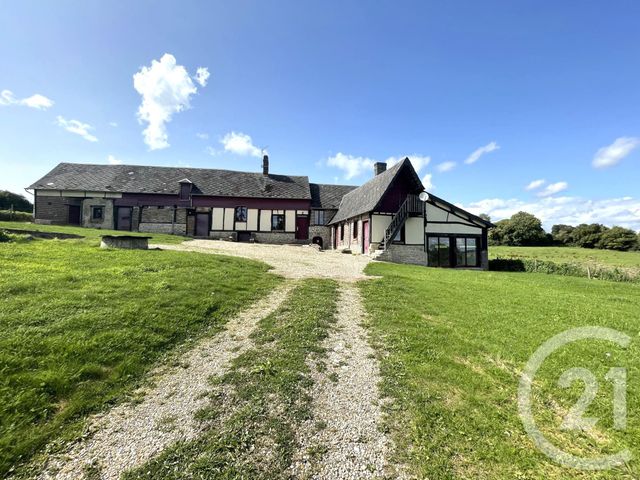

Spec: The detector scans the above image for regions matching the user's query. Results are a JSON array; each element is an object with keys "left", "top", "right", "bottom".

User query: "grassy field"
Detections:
[
  {"left": 491, "top": 245, "right": 640, "bottom": 271},
  {"left": 0, "top": 220, "right": 187, "bottom": 244},
  {"left": 124, "top": 279, "right": 338, "bottom": 480},
  {"left": 360, "top": 263, "right": 640, "bottom": 479},
  {"left": 0, "top": 226, "right": 280, "bottom": 475}
]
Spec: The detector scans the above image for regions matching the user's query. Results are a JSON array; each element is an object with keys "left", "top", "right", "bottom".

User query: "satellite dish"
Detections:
[{"left": 419, "top": 192, "right": 430, "bottom": 202}]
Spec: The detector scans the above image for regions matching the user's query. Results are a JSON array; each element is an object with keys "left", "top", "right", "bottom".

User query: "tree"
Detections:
[
  {"left": 488, "top": 219, "right": 508, "bottom": 245},
  {"left": 479, "top": 213, "right": 491, "bottom": 222},
  {"left": 597, "top": 226, "right": 639, "bottom": 251},
  {"left": 489, "top": 212, "right": 549, "bottom": 246},
  {"left": 0, "top": 191, "right": 32, "bottom": 212},
  {"left": 571, "top": 223, "right": 608, "bottom": 249},
  {"left": 551, "top": 224, "right": 575, "bottom": 245}
]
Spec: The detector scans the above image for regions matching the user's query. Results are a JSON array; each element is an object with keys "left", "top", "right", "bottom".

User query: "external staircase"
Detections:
[{"left": 379, "top": 193, "right": 423, "bottom": 251}]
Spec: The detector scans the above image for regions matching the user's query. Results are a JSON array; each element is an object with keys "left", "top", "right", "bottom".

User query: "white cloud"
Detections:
[
  {"left": 196, "top": 132, "right": 209, "bottom": 140},
  {"left": 328, "top": 152, "right": 431, "bottom": 180},
  {"left": 107, "top": 155, "right": 123, "bottom": 165},
  {"left": 464, "top": 141, "right": 500, "bottom": 165},
  {"left": 133, "top": 53, "right": 206, "bottom": 150},
  {"left": 109, "top": 121, "right": 118, "bottom": 127},
  {"left": 436, "top": 161, "right": 456, "bottom": 173},
  {"left": 537, "top": 181, "right": 568, "bottom": 197},
  {"left": 461, "top": 196, "right": 640, "bottom": 232},
  {"left": 327, "top": 153, "right": 375, "bottom": 180},
  {"left": 220, "top": 131, "right": 262, "bottom": 157},
  {"left": 592, "top": 137, "right": 640, "bottom": 168},
  {"left": 0, "top": 89, "right": 54, "bottom": 110},
  {"left": 386, "top": 155, "right": 431, "bottom": 172},
  {"left": 55, "top": 116, "right": 98, "bottom": 142},
  {"left": 422, "top": 173, "right": 434, "bottom": 190},
  {"left": 525, "top": 179, "right": 546, "bottom": 191},
  {"left": 205, "top": 146, "right": 218, "bottom": 156},
  {"left": 194, "top": 67, "right": 210, "bottom": 87}
]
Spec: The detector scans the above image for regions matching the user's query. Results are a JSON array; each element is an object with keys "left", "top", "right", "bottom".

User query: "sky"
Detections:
[{"left": 1, "top": 1, "right": 639, "bottom": 230}]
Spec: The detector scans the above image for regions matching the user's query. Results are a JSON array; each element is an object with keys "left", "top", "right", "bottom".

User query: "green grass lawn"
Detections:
[
  {"left": 360, "top": 263, "right": 640, "bottom": 479},
  {"left": 0, "top": 229, "right": 280, "bottom": 475},
  {"left": 0, "top": 220, "right": 187, "bottom": 244},
  {"left": 491, "top": 245, "right": 640, "bottom": 272}
]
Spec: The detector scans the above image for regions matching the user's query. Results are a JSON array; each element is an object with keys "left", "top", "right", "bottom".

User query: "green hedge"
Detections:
[
  {"left": 489, "top": 258, "right": 638, "bottom": 283},
  {"left": 0, "top": 210, "right": 32, "bottom": 222}
]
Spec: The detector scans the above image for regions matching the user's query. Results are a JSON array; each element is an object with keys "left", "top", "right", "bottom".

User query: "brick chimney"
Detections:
[
  {"left": 262, "top": 154, "right": 269, "bottom": 176},
  {"left": 374, "top": 162, "right": 387, "bottom": 176}
]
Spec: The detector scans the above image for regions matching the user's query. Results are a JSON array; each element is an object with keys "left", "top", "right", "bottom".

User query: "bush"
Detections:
[
  {"left": 489, "top": 258, "right": 638, "bottom": 283},
  {"left": 0, "top": 210, "right": 33, "bottom": 222},
  {"left": 0, "top": 230, "right": 10, "bottom": 243}
]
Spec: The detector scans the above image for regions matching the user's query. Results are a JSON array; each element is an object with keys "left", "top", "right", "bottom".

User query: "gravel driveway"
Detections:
[
  {"left": 33, "top": 240, "right": 398, "bottom": 479},
  {"left": 157, "top": 240, "right": 372, "bottom": 281}
]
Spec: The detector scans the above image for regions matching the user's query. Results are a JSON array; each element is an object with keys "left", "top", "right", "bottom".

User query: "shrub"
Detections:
[
  {"left": 0, "top": 210, "right": 33, "bottom": 222},
  {"left": 0, "top": 230, "right": 10, "bottom": 243},
  {"left": 489, "top": 258, "right": 638, "bottom": 283}
]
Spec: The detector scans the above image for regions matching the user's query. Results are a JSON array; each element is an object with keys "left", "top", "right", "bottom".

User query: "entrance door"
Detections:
[
  {"left": 362, "top": 220, "right": 370, "bottom": 253},
  {"left": 295, "top": 215, "right": 309, "bottom": 240},
  {"left": 68, "top": 205, "right": 81, "bottom": 225},
  {"left": 116, "top": 207, "right": 132, "bottom": 231},
  {"left": 195, "top": 212, "right": 209, "bottom": 237}
]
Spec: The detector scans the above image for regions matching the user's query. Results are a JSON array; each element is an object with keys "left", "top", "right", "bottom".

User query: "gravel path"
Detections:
[
  {"left": 37, "top": 282, "right": 294, "bottom": 480},
  {"left": 290, "top": 282, "right": 403, "bottom": 480},
  {"left": 157, "top": 240, "right": 371, "bottom": 281}
]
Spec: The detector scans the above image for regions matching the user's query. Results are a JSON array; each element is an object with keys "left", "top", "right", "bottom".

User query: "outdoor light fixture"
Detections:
[{"left": 419, "top": 192, "right": 430, "bottom": 202}]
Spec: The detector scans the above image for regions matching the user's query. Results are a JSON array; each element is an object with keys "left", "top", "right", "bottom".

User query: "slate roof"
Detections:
[
  {"left": 29, "top": 163, "right": 311, "bottom": 200},
  {"left": 329, "top": 158, "right": 422, "bottom": 224},
  {"left": 309, "top": 183, "right": 357, "bottom": 209}
]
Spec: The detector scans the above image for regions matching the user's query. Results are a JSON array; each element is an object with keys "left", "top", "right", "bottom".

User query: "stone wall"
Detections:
[
  {"left": 377, "top": 244, "right": 489, "bottom": 270},
  {"left": 309, "top": 225, "right": 332, "bottom": 250},
  {"left": 82, "top": 198, "right": 114, "bottom": 229},
  {"left": 138, "top": 223, "right": 187, "bottom": 235},
  {"left": 253, "top": 231, "right": 303, "bottom": 244},
  {"left": 34, "top": 195, "right": 82, "bottom": 224},
  {"left": 138, "top": 207, "right": 187, "bottom": 235},
  {"left": 376, "top": 245, "right": 428, "bottom": 266}
]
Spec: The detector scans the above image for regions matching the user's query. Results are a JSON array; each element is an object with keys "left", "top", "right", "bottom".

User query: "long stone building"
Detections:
[{"left": 29, "top": 156, "right": 494, "bottom": 268}]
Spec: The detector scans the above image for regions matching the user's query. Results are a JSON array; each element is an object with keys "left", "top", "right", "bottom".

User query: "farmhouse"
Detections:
[{"left": 29, "top": 156, "right": 493, "bottom": 268}]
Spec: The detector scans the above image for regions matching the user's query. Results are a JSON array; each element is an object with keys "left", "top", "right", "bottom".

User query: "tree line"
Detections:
[
  {"left": 486, "top": 211, "right": 640, "bottom": 251},
  {"left": 0, "top": 191, "right": 33, "bottom": 212}
]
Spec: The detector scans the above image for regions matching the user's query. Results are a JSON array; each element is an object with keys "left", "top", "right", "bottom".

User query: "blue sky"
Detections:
[{"left": 1, "top": 1, "right": 639, "bottom": 230}]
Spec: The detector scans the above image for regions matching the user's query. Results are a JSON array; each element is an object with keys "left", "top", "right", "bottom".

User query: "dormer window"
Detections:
[{"left": 178, "top": 179, "right": 192, "bottom": 200}]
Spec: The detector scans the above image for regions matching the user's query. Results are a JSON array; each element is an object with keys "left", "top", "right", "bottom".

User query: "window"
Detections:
[
  {"left": 353, "top": 222, "right": 358, "bottom": 239},
  {"left": 235, "top": 206, "right": 248, "bottom": 222},
  {"left": 340, "top": 224, "right": 345, "bottom": 241},
  {"left": 179, "top": 183, "right": 191, "bottom": 200},
  {"left": 427, "top": 236, "right": 451, "bottom": 267},
  {"left": 271, "top": 213, "right": 285, "bottom": 230},
  {"left": 455, "top": 237, "right": 479, "bottom": 267},
  {"left": 311, "top": 210, "right": 326, "bottom": 225},
  {"left": 91, "top": 206, "right": 103, "bottom": 220}
]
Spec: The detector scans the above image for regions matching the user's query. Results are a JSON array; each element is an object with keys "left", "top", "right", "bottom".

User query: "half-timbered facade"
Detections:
[
  {"left": 328, "top": 158, "right": 494, "bottom": 269},
  {"left": 29, "top": 155, "right": 493, "bottom": 268}
]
